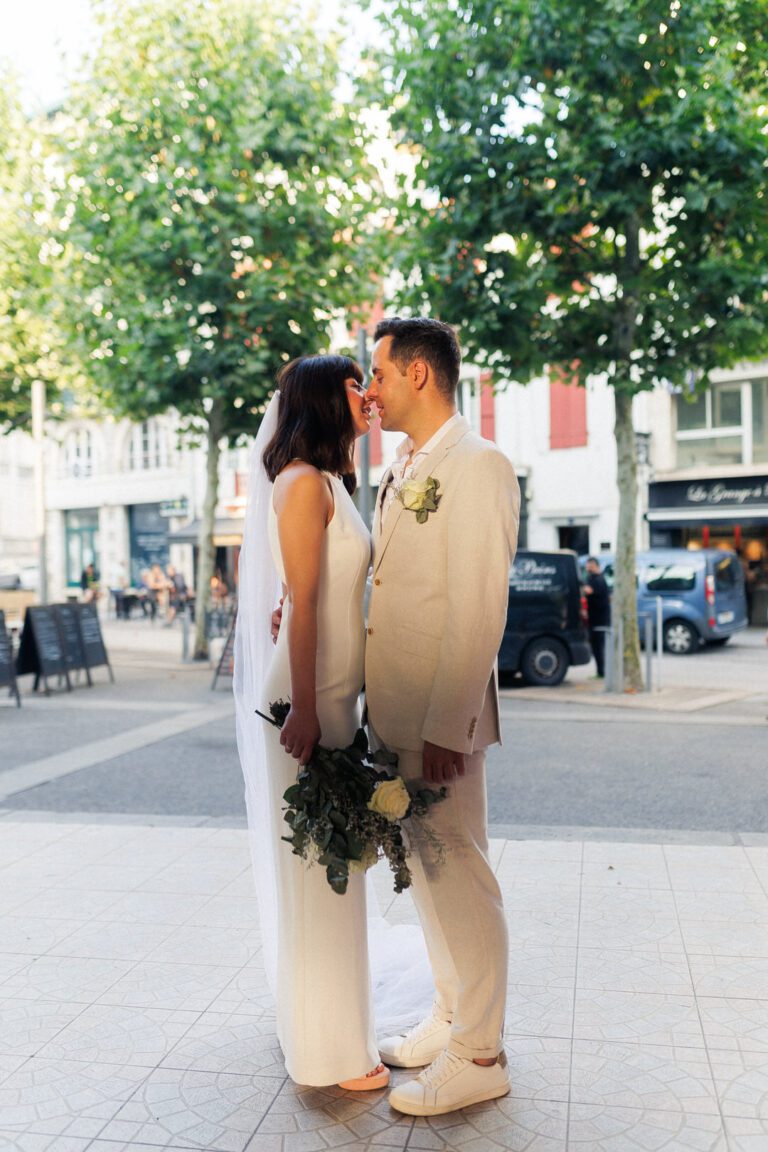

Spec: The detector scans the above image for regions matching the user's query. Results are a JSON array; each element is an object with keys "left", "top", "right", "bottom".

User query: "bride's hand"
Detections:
[{"left": 280, "top": 706, "right": 321, "bottom": 765}]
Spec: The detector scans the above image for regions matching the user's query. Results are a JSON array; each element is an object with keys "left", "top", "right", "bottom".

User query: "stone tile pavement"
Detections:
[{"left": 0, "top": 819, "right": 766, "bottom": 1151}]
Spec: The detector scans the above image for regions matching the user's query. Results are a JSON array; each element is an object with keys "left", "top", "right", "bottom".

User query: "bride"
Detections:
[{"left": 233, "top": 354, "right": 389, "bottom": 1090}]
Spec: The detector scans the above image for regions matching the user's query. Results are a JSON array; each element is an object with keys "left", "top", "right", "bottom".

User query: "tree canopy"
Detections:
[
  {"left": 58, "top": 0, "right": 379, "bottom": 435},
  {"left": 373, "top": 0, "right": 768, "bottom": 391},
  {"left": 0, "top": 78, "right": 75, "bottom": 433}
]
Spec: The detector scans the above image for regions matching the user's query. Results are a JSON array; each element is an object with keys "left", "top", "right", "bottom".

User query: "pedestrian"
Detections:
[
  {"left": 80, "top": 563, "right": 100, "bottom": 604},
  {"left": 164, "top": 564, "right": 189, "bottom": 626},
  {"left": 584, "top": 556, "right": 611, "bottom": 678}
]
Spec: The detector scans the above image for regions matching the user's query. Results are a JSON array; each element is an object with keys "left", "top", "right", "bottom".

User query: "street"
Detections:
[{"left": 2, "top": 622, "right": 766, "bottom": 841}]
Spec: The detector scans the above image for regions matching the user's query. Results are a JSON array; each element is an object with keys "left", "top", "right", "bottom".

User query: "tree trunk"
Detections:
[
  {"left": 613, "top": 388, "right": 643, "bottom": 691},
  {"left": 193, "top": 399, "right": 225, "bottom": 661}
]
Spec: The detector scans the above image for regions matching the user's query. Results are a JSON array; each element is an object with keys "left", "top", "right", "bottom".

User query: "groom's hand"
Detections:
[{"left": 423, "top": 741, "right": 466, "bottom": 784}]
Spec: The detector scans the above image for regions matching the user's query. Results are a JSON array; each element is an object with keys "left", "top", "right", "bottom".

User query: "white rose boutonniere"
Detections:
[{"left": 396, "top": 476, "right": 441, "bottom": 523}]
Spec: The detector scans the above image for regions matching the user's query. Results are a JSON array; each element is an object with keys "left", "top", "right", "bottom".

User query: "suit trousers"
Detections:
[{"left": 386, "top": 741, "right": 508, "bottom": 1060}]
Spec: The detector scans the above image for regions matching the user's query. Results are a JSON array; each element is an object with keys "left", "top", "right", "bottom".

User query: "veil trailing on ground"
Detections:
[{"left": 233, "top": 393, "right": 433, "bottom": 1037}]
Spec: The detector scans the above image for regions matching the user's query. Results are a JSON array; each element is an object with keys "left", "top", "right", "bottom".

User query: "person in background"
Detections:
[
  {"left": 80, "top": 563, "right": 100, "bottom": 604},
  {"left": 164, "top": 564, "right": 189, "bottom": 626},
  {"left": 584, "top": 556, "right": 611, "bottom": 678},
  {"left": 147, "top": 563, "right": 167, "bottom": 621}
]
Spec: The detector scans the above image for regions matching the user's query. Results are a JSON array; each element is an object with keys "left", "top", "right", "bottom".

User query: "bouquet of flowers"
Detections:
[{"left": 257, "top": 699, "right": 447, "bottom": 895}]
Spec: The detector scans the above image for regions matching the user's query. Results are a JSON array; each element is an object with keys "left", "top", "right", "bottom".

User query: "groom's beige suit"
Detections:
[{"left": 366, "top": 414, "right": 520, "bottom": 1061}]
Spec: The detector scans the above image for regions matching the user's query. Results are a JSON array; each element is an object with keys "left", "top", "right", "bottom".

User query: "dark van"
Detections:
[{"left": 499, "top": 550, "right": 592, "bottom": 686}]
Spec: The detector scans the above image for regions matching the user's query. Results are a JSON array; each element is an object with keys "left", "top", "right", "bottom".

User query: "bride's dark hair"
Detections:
[{"left": 262, "top": 354, "right": 362, "bottom": 494}]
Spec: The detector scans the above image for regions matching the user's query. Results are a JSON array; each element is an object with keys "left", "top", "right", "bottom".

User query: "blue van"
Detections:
[{"left": 590, "top": 549, "right": 748, "bottom": 654}]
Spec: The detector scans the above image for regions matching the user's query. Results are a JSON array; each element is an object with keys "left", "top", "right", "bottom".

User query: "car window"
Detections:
[
  {"left": 644, "top": 564, "right": 697, "bottom": 592},
  {"left": 714, "top": 556, "right": 738, "bottom": 590}
]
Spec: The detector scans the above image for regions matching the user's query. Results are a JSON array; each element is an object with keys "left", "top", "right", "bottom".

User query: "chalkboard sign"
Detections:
[
  {"left": 0, "top": 610, "right": 20, "bottom": 706},
  {"left": 53, "top": 603, "right": 90, "bottom": 684},
  {"left": 211, "top": 613, "right": 237, "bottom": 690},
  {"left": 76, "top": 603, "right": 113, "bottom": 681},
  {"left": 16, "top": 606, "right": 72, "bottom": 694}
]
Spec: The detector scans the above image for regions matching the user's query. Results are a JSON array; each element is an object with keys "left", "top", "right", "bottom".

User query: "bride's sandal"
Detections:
[{"left": 338, "top": 1063, "right": 390, "bottom": 1091}]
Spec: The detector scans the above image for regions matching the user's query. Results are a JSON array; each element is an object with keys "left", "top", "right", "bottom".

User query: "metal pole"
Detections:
[
  {"left": 31, "top": 380, "right": 49, "bottom": 604},
  {"left": 602, "top": 626, "right": 613, "bottom": 693},
  {"left": 644, "top": 614, "right": 653, "bottom": 691},
  {"left": 181, "top": 605, "right": 190, "bottom": 663},
  {"left": 655, "top": 596, "right": 663, "bottom": 692},
  {"left": 356, "top": 326, "right": 372, "bottom": 528}
]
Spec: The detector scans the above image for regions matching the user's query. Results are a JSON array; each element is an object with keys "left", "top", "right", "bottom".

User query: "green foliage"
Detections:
[
  {"left": 371, "top": 0, "right": 768, "bottom": 393},
  {"left": 258, "top": 698, "right": 446, "bottom": 896},
  {"left": 0, "top": 77, "right": 77, "bottom": 432},
  {"left": 57, "top": 0, "right": 380, "bottom": 434}
]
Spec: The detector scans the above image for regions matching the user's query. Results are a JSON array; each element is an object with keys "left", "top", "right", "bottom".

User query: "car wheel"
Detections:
[
  {"left": 663, "top": 619, "right": 698, "bottom": 655},
  {"left": 520, "top": 637, "right": 569, "bottom": 686}
]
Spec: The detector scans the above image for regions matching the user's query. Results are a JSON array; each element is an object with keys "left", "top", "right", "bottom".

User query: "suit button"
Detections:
[
  {"left": 374, "top": 578, "right": 381, "bottom": 586},
  {"left": 367, "top": 627, "right": 373, "bottom": 635}
]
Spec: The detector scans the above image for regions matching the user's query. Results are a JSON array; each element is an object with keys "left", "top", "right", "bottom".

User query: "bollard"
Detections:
[
  {"left": 601, "top": 626, "right": 613, "bottom": 693},
  {"left": 644, "top": 614, "right": 653, "bottom": 691},
  {"left": 181, "top": 607, "right": 190, "bottom": 663},
  {"left": 655, "top": 596, "right": 663, "bottom": 691}
]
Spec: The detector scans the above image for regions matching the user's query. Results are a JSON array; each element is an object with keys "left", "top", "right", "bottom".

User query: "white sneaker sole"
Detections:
[
  {"left": 379, "top": 1044, "right": 447, "bottom": 1069},
  {"left": 389, "top": 1080, "right": 511, "bottom": 1116}
]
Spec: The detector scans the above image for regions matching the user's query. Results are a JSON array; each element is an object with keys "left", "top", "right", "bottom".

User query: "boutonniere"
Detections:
[{"left": 395, "top": 476, "right": 441, "bottom": 524}]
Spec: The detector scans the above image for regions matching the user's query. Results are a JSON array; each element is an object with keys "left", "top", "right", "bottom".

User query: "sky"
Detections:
[
  {"left": 2, "top": 0, "right": 372, "bottom": 113},
  {"left": 3, "top": 0, "right": 95, "bottom": 112}
]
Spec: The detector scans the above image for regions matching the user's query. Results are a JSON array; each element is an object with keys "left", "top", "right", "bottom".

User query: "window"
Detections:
[
  {"left": 644, "top": 564, "right": 697, "bottom": 592},
  {"left": 128, "top": 420, "right": 169, "bottom": 470},
  {"left": 64, "top": 429, "right": 93, "bottom": 478},
  {"left": 675, "top": 379, "right": 765, "bottom": 468},
  {"left": 752, "top": 379, "right": 768, "bottom": 463},
  {"left": 714, "top": 556, "right": 738, "bottom": 591}
]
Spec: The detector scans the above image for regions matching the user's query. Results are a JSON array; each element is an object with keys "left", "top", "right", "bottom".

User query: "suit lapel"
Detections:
[{"left": 373, "top": 416, "right": 471, "bottom": 573}]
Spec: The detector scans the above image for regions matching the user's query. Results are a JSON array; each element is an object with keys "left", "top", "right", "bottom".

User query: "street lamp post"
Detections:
[
  {"left": 356, "top": 326, "right": 372, "bottom": 527},
  {"left": 31, "top": 379, "right": 49, "bottom": 604}
]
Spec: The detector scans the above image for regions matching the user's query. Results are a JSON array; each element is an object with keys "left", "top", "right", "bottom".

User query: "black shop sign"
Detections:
[{"left": 649, "top": 476, "right": 768, "bottom": 512}]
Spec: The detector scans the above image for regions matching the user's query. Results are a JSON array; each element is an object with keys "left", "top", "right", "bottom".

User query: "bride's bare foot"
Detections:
[{"left": 338, "top": 1063, "right": 390, "bottom": 1091}]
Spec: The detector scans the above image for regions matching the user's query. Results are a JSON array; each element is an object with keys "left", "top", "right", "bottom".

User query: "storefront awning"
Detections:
[
  {"left": 169, "top": 518, "right": 244, "bottom": 546},
  {"left": 647, "top": 506, "right": 768, "bottom": 522}
]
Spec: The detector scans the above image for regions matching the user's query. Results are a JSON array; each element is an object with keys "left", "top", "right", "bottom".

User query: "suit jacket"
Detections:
[{"left": 365, "top": 416, "right": 520, "bottom": 754}]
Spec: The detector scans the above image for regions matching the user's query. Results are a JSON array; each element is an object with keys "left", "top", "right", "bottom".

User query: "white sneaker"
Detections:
[
  {"left": 378, "top": 1014, "right": 452, "bottom": 1068},
  {"left": 388, "top": 1049, "right": 510, "bottom": 1116}
]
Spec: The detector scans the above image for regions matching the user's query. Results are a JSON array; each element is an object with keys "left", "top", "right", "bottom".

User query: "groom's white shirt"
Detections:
[
  {"left": 366, "top": 415, "right": 520, "bottom": 755},
  {"left": 380, "top": 412, "right": 463, "bottom": 524}
]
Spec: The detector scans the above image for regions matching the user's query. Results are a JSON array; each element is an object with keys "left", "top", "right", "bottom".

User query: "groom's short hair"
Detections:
[{"left": 374, "top": 317, "right": 461, "bottom": 398}]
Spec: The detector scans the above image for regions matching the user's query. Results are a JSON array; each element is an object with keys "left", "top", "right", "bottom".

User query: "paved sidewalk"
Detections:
[{"left": 0, "top": 816, "right": 766, "bottom": 1151}]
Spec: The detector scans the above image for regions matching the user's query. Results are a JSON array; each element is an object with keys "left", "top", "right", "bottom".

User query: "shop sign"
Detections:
[
  {"left": 649, "top": 476, "right": 768, "bottom": 511},
  {"left": 159, "top": 498, "right": 189, "bottom": 518}
]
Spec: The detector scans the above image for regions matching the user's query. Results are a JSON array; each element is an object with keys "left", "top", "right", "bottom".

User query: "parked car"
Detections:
[
  {"left": 584, "top": 549, "right": 748, "bottom": 654},
  {"left": 499, "top": 550, "right": 592, "bottom": 685}
]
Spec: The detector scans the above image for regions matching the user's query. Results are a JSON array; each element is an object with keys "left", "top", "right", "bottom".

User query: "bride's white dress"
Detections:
[{"left": 260, "top": 472, "right": 380, "bottom": 1085}]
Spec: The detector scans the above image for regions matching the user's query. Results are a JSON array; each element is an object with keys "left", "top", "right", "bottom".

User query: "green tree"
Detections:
[
  {"left": 59, "top": 0, "right": 379, "bottom": 657},
  {"left": 372, "top": 0, "right": 768, "bottom": 687},
  {"left": 0, "top": 78, "right": 74, "bottom": 433}
]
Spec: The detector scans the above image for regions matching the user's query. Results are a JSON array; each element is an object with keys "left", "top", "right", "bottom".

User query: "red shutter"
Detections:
[
  {"left": 479, "top": 371, "right": 496, "bottom": 442},
  {"left": 549, "top": 368, "right": 587, "bottom": 449}
]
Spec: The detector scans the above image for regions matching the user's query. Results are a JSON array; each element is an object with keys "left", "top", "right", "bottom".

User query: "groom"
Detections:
[{"left": 366, "top": 317, "right": 520, "bottom": 1116}]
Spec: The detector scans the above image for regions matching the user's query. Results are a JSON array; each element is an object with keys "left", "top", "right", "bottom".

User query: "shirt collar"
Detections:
[{"left": 394, "top": 411, "right": 462, "bottom": 466}]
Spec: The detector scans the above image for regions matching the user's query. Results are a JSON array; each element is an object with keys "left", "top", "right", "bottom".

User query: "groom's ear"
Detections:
[{"left": 409, "top": 358, "right": 429, "bottom": 390}]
